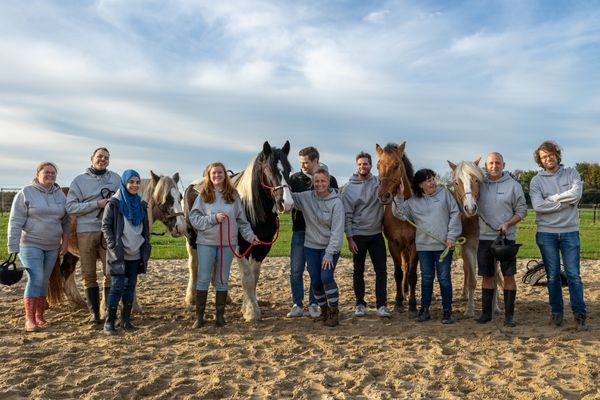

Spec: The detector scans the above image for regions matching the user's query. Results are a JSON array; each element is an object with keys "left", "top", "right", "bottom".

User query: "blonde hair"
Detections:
[
  {"left": 33, "top": 161, "right": 58, "bottom": 183},
  {"left": 200, "top": 162, "right": 237, "bottom": 203}
]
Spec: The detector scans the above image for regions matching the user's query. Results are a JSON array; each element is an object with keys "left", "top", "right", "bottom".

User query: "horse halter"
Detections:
[{"left": 260, "top": 161, "right": 288, "bottom": 194}]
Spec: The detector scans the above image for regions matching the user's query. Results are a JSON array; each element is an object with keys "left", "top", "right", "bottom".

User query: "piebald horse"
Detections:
[
  {"left": 183, "top": 141, "right": 293, "bottom": 322},
  {"left": 447, "top": 159, "right": 484, "bottom": 317},
  {"left": 48, "top": 172, "right": 187, "bottom": 310},
  {"left": 376, "top": 142, "right": 418, "bottom": 316}
]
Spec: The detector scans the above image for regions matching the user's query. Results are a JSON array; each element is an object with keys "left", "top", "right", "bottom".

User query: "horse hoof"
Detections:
[
  {"left": 408, "top": 310, "right": 418, "bottom": 319},
  {"left": 393, "top": 304, "right": 405, "bottom": 313}
]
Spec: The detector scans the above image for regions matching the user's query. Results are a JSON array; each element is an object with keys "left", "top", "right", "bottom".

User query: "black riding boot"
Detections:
[
  {"left": 215, "top": 291, "right": 227, "bottom": 327},
  {"left": 104, "top": 287, "right": 111, "bottom": 313},
  {"left": 193, "top": 290, "right": 208, "bottom": 328},
  {"left": 104, "top": 306, "right": 117, "bottom": 335},
  {"left": 85, "top": 287, "right": 101, "bottom": 325},
  {"left": 504, "top": 289, "right": 517, "bottom": 327},
  {"left": 121, "top": 302, "right": 138, "bottom": 331},
  {"left": 476, "top": 288, "right": 494, "bottom": 324}
]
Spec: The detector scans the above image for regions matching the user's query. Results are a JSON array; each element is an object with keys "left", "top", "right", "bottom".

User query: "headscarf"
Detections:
[{"left": 119, "top": 169, "right": 144, "bottom": 226}]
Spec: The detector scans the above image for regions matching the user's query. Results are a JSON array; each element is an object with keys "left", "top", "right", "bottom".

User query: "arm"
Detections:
[
  {"left": 101, "top": 201, "right": 117, "bottom": 250},
  {"left": 546, "top": 170, "right": 583, "bottom": 205},
  {"left": 529, "top": 177, "right": 563, "bottom": 214},
  {"left": 7, "top": 191, "right": 27, "bottom": 253},
  {"left": 323, "top": 200, "right": 345, "bottom": 265},
  {"left": 499, "top": 186, "right": 528, "bottom": 233},
  {"left": 341, "top": 190, "right": 358, "bottom": 254},
  {"left": 236, "top": 200, "right": 258, "bottom": 243},
  {"left": 391, "top": 195, "right": 409, "bottom": 221},
  {"left": 189, "top": 196, "right": 218, "bottom": 232},
  {"left": 446, "top": 191, "right": 462, "bottom": 245},
  {"left": 65, "top": 180, "right": 100, "bottom": 216}
]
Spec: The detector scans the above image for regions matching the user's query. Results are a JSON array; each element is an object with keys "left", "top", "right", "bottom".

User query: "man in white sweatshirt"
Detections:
[{"left": 530, "top": 141, "right": 587, "bottom": 330}]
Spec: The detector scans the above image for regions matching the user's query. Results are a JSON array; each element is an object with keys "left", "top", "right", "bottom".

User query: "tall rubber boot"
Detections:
[
  {"left": 215, "top": 291, "right": 227, "bottom": 327},
  {"left": 85, "top": 287, "right": 101, "bottom": 325},
  {"left": 104, "top": 287, "right": 111, "bottom": 313},
  {"left": 104, "top": 306, "right": 117, "bottom": 335},
  {"left": 476, "top": 288, "right": 494, "bottom": 324},
  {"left": 24, "top": 297, "right": 39, "bottom": 332},
  {"left": 324, "top": 306, "right": 339, "bottom": 327},
  {"left": 504, "top": 289, "right": 517, "bottom": 327},
  {"left": 317, "top": 304, "right": 329, "bottom": 324},
  {"left": 121, "top": 302, "right": 138, "bottom": 331},
  {"left": 34, "top": 296, "right": 48, "bottom": 326},
  {"left": 192, "top": 290, "right": 208, "bottom": 328}
]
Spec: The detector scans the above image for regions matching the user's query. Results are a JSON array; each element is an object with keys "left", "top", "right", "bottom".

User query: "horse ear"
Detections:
[
  {"left": 375, "top": 144, "right": 383, "bottom": 157},
  {"left": 151, "top": 170, "right": 160, "bottom": 183},
  {"left": 473, "top": 157, "right": 481, "bottom": 166},
  {"left": 172, "top": 172, "right": 180, "bottom": 183},
  {"left": 398, "top": 141, "right": 406, "bottom": 154},
  {"left": 262, "top": 141, "right": 272, "bottom": 157},
  {"left": 282, "top": 140, "right": 290, "bottom": 156},
  {"left": 447, "top": 160, "right": 457, "bottom": 171}
]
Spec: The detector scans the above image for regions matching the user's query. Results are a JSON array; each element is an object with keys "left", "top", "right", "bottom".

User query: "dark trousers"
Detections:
[
  {"left": 352, "top": 233, "right": 388, "bottom": 308},
  {"left": 108, "top": 260, "right": 139, "bottom": 308}
]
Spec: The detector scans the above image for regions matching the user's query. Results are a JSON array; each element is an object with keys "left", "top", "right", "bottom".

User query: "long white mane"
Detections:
[{"left": 235, "top": 156, "right": 258, "bottom": 225}]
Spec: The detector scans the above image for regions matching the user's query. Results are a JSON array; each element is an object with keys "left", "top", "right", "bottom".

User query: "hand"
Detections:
[
  {"left": 348, "top": 237, "right": 358, "bottom": 255},
  {"left": 215, "top": 213, "right": 226, "bottom": 223},
  {"left": 397, "top": 179, "right": 405, "bottom": 195},
  {"left": 446, "top": 239, "right": 455, "bottom": 249},
  {"left": 97, "top": 198, "right": 109, "bottom": 208},
  {"left": 321, "top": 258, "right": 334, "bottom": 270},
  {"left": 498, "top": 223, "right": 510, "bottom": 234}
]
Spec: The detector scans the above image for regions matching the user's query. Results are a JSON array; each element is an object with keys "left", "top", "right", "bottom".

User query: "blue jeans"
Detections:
[
  {"left": 305, "top": 247, "right": 340, "bottom": 307},
  {"left": 290, "top": 231, "right": 315, "bottom": 307},
  {"left": 536, "top": 231, "right": 586, "bottom": 315},
  {"left": 19, "top": 247, "right": 59, "bottom": 297},
  {"left": 196, "top": 245, "right": 234, "bottom": 291},
  {"left": 417, "top": 250, "right": 453, "bottom": 311},
  {"left": 108, "top": 259, "right": 139, "bottom": 307}
]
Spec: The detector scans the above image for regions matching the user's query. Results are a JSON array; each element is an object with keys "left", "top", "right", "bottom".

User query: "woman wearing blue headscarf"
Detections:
[{"left": 101, "top": 169, "right": 151, "bottom": 335}]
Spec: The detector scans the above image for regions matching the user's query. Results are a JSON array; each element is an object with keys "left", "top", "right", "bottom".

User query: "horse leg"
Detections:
[
  {"left": 238, "top": 257, "right": 261, "bottom": 321},
  {"left": 493, "top": 262, "right": 504, "bottom": 314},
  {"left": 388, "top": 241, "right": 404, "bottom": 312},
  {"left": 407, "top": 246, "right": 418, "bottom": 317},
  {"left": 185, "top": 242, "right": 198, "bottom": 306},
  {"left": 462, "top": 244, "right": 478, "bottom": 317},
  {"left": 64, "top": 273, "right": 86, "bottom": 308}
]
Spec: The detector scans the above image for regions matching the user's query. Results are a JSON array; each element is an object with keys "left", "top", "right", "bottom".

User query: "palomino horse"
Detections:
[
  {"left": 447, "top": 159, "right": 484, "bottom": 317},
  {"left": 376, "top": 142, "right": 418, "bottom": 316},
  {"left": 183, "top": 141, "right": 293, "bottom": 322},
  {"left": 48, "top": 172, "right": 187, "bottom": 309}
]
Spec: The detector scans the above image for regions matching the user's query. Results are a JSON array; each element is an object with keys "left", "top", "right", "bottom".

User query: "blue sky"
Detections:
[{"left": 1, "top": 0, "right": 599, "bottom": 187}]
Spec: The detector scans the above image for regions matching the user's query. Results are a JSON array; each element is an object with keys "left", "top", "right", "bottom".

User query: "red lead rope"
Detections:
[{"left": 216, "top": 214, "right": 281, "bottom": 284}]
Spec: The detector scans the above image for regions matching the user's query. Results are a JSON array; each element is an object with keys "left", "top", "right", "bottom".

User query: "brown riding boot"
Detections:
[
  {"left": 24, "top": 297, "right": 39, "bottom": 332},
  {"left": 316, "top": 304, "right": 329, "bottom": 324},
  {"left": 34, "top": 296, "right": 48, "bottom": 326},
  {"left": 324, "top": 306, "right": 339, "bottom": 327}
]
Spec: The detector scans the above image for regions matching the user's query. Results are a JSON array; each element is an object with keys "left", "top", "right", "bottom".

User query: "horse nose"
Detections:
[{"left": 379, "top": 192, "right": 392, "bottom": 205}]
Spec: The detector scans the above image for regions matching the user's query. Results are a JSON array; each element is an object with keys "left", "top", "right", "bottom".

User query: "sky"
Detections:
[{"left": 1, "top": 0, "right": 599, "bottom": 188}]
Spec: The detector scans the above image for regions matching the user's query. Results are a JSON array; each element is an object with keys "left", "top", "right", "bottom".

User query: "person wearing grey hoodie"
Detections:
[
  {"left": 8, "top": 162, "right": 71, "bottom": 332},
  {"left": 342, "top": 152, "right": 389, "bottom": 318},
  {"left": 66, "top": 147, "right": 120, "bottom": 325},
  {"left": 476, "top": 153, "right": 527, "bottom": 327},
  {"left": 291, "top": 167, "right": 344, "bottom": 327},
  {"left": 392, "top": 169, "right": 461, "bottom": 324},
  {"left": 530, "top": 141, "right": 587, "bottom": 330}
]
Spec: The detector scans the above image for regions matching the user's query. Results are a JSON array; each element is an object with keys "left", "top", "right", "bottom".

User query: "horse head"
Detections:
[
  {"left": 148, "top": 171, "right": 187, "bottom": 237},
  {"left": 256, "top": 140, "right": 294, "bottom": 214},
  {"left": 376, "top": 142, "right": 413, "bottom": 204},
  {"left": 447, "top": 158, "right": 483, "bottom": 217}
]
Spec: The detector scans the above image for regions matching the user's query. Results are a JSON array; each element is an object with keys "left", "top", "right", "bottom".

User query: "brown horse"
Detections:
[
  {"left": 48, "top": 172, "right": 187, "bottom": 311},
  {"left": 447, "top": 159, "right": 484, "bottom": 317},
  {"left": 376, "top": 142, "right": 418, "bottom": 316}
]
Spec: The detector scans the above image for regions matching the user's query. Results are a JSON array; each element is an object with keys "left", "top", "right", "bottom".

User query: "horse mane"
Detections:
[
  {"left": 235, "top": 156, "right": 262, "bottom": 225},
  {"left": 153, "top": 175, "right": 177, "bottom": 205},
  {"left": 451, "top": 161, "right": 485, "bottom": 183},
  {"left": 383, "top": 143, "right": 414, "bottom": 181}
]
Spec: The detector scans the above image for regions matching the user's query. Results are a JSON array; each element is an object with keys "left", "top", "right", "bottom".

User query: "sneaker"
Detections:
[
  {"left": 574, "top": 313, "right": 588, "bottom": 331},
  {"left": 308, "top": 303, "right": 321, "bottom": 318},
  {"left": 377, "top": 306, "right": 391, "bottom": 318},
  {"left": 442, "top": 310, "right": 454, "bottom": 324},
  {"left": 550, "top": 313, "right": 563, "bottom": 327},
  {"left": 417, "top": 307, "right": 430, "bottom": 322},
  {"left": 286, "top": 304, "right": 303, "bottom": 318},
  {"left": 354, "top": 304, "right": 366, "bottom": 317}
]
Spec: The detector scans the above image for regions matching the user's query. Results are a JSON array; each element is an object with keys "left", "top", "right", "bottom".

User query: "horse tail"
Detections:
[{"left": 47, "top": 256, "right": 66, "bottom": 306}]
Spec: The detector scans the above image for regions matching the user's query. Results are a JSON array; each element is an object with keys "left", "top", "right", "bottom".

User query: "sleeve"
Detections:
[
  {"left": 65, "top": 179, "right": 98, "bottom": 216},
  {"left": 342, "top": 188, "right": 355, "bottom": 237},
  {"left": 530, "top": 176, "right": 563, "bottom": 214},
  {"left": 323, "top": 200, "right": 345, "bottom": 262},
  {"left": 189, "top": 196, "right": 217, "bottom": 231},
  {"left": 236, "top": 199, "right": 258, "bottom": 243},
  {"left": 59, "top": 192, "right": 72, "bottom": 234},
  {"left": 547, "top": 169, "right": 583, "bottom": 205},
  {"left": 290, "top": 192, "right": 306, "bottom": 213},
  {"left": 513, "top": 183, "right": 528, "bottom": 220},
  {"left": 391, "top": 195, "right": 409, "bottom": 221},
  {"left": 101, "top": 201, "right": 117, "bottom": 250},
  {"left": 7, "top": 191, "right": 27, "bottom": 253},
  {"left": 446, "top": 191, "right": 462, "bottom": 241}
]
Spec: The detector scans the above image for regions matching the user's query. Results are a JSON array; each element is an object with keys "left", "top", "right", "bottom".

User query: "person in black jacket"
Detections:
[
  {"left": 101, "top": 169, "right": 151, "bottom": 335},
  {"left": 287, "top": 146, "right": 338, "bottom": 319}
]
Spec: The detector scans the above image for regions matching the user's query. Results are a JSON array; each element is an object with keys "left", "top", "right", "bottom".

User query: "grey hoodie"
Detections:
[
  {"left": 392, "top": 187, "right": 461, "bottom": 251},
  {"left": 342, "top": 173, "right": 383, "bottom": 237},
  {"left": 8, "top": 183, "right": 71, "bottom": 253},
  {"left": 530, "top": 165, "right": 582, "bottom": 233},
  {"left": 66, "top": 168, "right": 120, "bottom": 233},
  {"left": 189, "top": 191, "right": 257, "bottom": 247},
  {"left": 478, "top": 172, "right": 528, "bottom": 240},
  {"left": 290, "top": 189, "right": 344, "bottom": 262}
]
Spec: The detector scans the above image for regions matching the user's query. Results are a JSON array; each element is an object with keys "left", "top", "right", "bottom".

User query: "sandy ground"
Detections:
[{"left": 1, "top": 257, "right": 599, "bottom": 400}]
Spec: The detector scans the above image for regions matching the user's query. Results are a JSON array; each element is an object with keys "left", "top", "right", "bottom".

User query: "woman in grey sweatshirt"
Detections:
[
  {"left": 392, "top": 169, "right": 461, "bottom": 324},
  {"left": 7, "top": 162, "right": 71, "bottom": 332},
  {"left": 290, "top": 167, "right": 344, "bottom": 327}
]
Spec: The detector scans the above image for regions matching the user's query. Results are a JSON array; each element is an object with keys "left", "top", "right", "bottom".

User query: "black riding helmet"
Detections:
[{"left": 491, "top": 233, "right": 522, "bottom": 261}]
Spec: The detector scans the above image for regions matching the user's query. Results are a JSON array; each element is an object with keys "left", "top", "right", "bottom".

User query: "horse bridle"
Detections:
[{"left": 260, "top": 161, "right": 289, "bottom": 194}]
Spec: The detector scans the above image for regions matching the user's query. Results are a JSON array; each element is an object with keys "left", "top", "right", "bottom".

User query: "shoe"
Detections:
[
  {"left": 417, "top": 307, "right": 430, "bottom": 322},
  {"left": 574, "top": 313, "right": 588, "bottom": 331},
  {"left": 442, "top": 310, "right": 454, "bottom": 324},
  {"left": 286, "top": 304, "right": 304, "bottom": 318},
  {"left": 551, "top": 313, "right": 563, "bottom": 327},
  {"left": 316, "top": 304, "right": 329, "bottom": 323},
  {"left": 377, "top": 306, "right": 391, "bottom": 318},
  {"left": 324, "top": 306, "right": 339, "bottom": 327},
  {"left": 308, "top": 303, "right": 321, "bottom": 318},
  {"left": 354, "top": 304, "right": 366, "bottom": 317}
]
